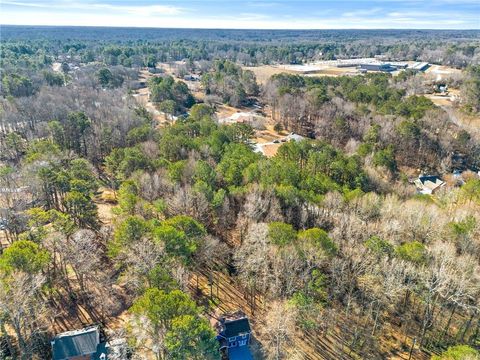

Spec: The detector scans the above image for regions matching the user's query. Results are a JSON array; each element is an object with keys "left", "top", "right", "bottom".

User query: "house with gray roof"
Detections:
[{"left": 51, "top": 326, "right": 108, "bottom": 360}]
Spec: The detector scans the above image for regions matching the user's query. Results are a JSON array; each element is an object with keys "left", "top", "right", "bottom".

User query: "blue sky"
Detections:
[{"left": 1, "top": 0, "right": 479, "bottom": 29}]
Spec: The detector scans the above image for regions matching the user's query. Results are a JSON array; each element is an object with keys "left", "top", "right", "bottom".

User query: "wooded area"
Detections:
[{"left": 0, "top": 26, "right": 480, "bottom": 360}]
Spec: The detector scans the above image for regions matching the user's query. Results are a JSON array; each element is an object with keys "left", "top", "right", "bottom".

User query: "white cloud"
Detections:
[
  {"left": 342, "top": 7, "right": 383, "bottom": 17},
  {"left": 121, "top": 5, "right": 184, "bottom": 16},
  {"left": 0, "top": 0, "right": 478, "bottom": 29},
  {"left": 2, "top": 1, "right": 185, "bottom": 15}
]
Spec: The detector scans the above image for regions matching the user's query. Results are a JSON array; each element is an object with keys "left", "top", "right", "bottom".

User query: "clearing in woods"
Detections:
[{"left": 243, "top": 64, "right": 360, "bottom": 85}]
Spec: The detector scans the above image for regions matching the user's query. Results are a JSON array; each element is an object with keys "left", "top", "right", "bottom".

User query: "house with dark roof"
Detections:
[
  {"left": 216, "top": 314, "right": 253, "bottom": 360},
  {"left": 51, "top": 326, "right": 108, "bottom": 360}
]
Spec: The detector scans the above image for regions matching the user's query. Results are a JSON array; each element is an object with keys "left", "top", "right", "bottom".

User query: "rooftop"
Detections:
[
  {"left": 52, "top": 326, "right": 107, "bottom": 360},
  {"left": 414, "top": 175, "right": 445, "bottom": 193},
  {"left": 224, "top": 318, "right": 251, "bottom": 338},
  {"left": 417, "top": 175, "right": 443, "bottom": 185}
]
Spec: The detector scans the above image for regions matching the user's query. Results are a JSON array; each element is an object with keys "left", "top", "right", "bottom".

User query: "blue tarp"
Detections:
[{"left": 228, "top": 346, "right": 254, "bottom": 360}]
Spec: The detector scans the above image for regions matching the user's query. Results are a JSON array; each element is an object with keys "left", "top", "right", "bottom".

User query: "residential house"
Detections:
[
  {"left": 51, "top": 326, "right": 108, "bottom": 360},
  {"left": 414, "top": 175, "right": 445, "bottom": 195},
  {"left": 217, "top": 314, "right": 253, "bottom": 360}
]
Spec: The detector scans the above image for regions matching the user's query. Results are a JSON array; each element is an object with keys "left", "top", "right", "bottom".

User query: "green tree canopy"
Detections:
[
  {"left": 365, "top": 236, "right": 394, "bottom": 257},
  {"left": 110, "top": 216, "right": 150, "bottom": 257},
  {"left": 153, "top": 217, "right": 204, "bottom": 264},
  {"left": 0, "top": 240, "right": 50, "bottom": 274},
  {"left": 130, "top": 288, "right": 199, "bottom": 335},
  {"left": 216, "top": 143, "right": 260, "bottom": 187},
  {"left": 396, "top": 241, "right": 427, "bottom": 264},
  {"left": 165, "top": 315, "right": 219, "bottom": 360},
  {"left": 298, "top": 228, "right": 337, "bottom": 256},
  {"left": 431, "top": 345, "right": 479, "bottom": 360},
  {"left": 268, "top": 222, "right": 297, "bottom": 246}
]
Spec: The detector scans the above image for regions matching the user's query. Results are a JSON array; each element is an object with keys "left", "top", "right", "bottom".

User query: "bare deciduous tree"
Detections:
[{"left": 259, "top": 301, "right": 297, "bottom": 360}]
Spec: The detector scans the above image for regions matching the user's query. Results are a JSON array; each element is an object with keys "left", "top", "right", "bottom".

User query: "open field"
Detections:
[
  {"left": 424, "top": 64, "right": 462, "bottom": 81},
  {"left": 245, "top": 61, "right": 463, "bottom": 85},
  {"left": 215, "top": 104, "right": 246, "bottom": 121},
  {"left": 244, "top": 64, "right": 362, "bottom": 84},
  {"left": 243, "top": 65, "right": 298, "bottom": 85}
]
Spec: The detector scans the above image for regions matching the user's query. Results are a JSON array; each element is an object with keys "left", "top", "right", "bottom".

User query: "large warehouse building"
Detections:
[
  {"left": 409, "top": 62, "right": 429, "bottom": 71},
  {"left": 359, "top": 63, "right": 397, "bottom": 72}
]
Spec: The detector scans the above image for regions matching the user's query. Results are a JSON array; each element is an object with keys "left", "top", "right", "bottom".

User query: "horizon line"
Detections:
[{"left": 2, "top": 24, "right": 479, "bottom": 31}]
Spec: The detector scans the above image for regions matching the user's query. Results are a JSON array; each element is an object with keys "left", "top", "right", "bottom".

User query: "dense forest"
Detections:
[
  {"left": 1, "top": 26, "right": 480, "bottom": 360},
  {"left": 2, "top": 26, "right": 480, "bottom": 70}
]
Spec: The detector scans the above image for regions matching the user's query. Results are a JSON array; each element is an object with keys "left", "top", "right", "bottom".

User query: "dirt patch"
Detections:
[
  {"left": 261, "top": 143, "right": 282, "bottom": 157},
  {"left": 424, "top": 64, "right": 462, "bottom": 81},
  {"left": 424, "top": 94, "right": 455, "bottom": 107},
  {"left": 255, "top": 127, "right": 283, "bottom": 143},
  {"left": 215, "top": 104, "right": 242, "bottom": 120},
  {"left": 253, "top": 127, "right": 302, "bottom": 157},
  {"left": 243, "top": 65, "right": 297, "bottom": 85}
]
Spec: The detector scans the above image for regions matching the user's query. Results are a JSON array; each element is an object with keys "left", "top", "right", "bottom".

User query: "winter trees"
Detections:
[
  {"left": 0, "top": 241, "right": 50, "bottom": 359},
  {"left": 130, "top": 289, "right": 218, "bottom": 360},
  {"left": 201, "top": 60, "right": 258, "bottom": 106},
  {"left": 2, "top": 27, "right": 480, "bottom": 360},
  {"left": 259, "top": 301, "right": 297, "bottom": 360}
]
